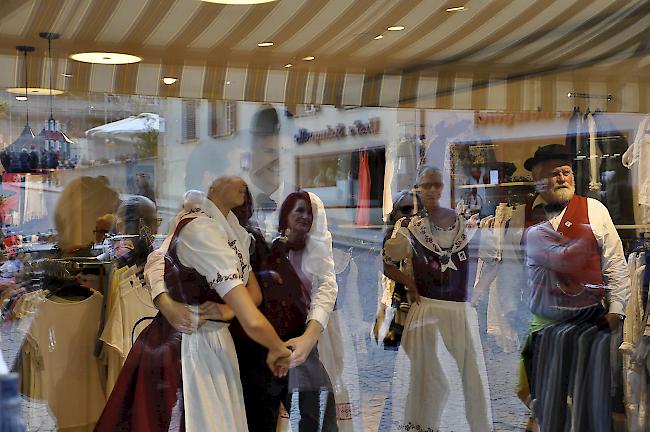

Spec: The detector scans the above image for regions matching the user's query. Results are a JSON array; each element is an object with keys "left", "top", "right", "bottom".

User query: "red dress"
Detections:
[{"left": 94, "top": 218, "right": 224, "bottom": 432}]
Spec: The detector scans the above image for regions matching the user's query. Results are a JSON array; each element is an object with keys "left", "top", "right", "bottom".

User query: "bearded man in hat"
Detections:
[{"left": 519, "top": 144, "right": 630, "bottom": 431}]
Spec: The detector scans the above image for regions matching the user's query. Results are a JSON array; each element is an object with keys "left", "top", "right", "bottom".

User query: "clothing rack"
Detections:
[
  {"left": 34, "top": 257, "right": 107, "bottom": 281},
  {"left": 567, "top": 92, "right": 613, "bottom": 101}
]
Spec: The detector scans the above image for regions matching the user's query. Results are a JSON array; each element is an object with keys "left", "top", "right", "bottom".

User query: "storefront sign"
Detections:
[
  {"left": 294, "top": 118, "right": 380, "bottom": 145},
  {"left": 475, "top": 111, "right": 572, "bottom": 126}
]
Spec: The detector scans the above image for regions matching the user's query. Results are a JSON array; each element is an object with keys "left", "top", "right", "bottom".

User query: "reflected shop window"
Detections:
[{"left": 1, "top": 1, "right": 650, "bottom": 432}]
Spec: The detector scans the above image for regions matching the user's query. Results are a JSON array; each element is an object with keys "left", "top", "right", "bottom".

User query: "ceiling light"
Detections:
[
  {"left": 446, "top": 6, "right": 466, "bottom": 12},
  {"left": 6, "top": 87, "right": 64, "bottom": 96},
  {"left": 374, "top": 35, "right": 384, "bottom": 40},
  {"left": 15, "top": 96, "right": 27, "bottom": 101},
  {"left": 162, "top": 77, "right": 178, "bottom": 85},
  {"left": 226, "top": 81, "right": 231, "bottom": 85},
  {"left": 200, "top": 0, "right": 277, "bottom": 3},
  {"left": 302, "top": 56, "right": 315, "bottom": 61},
  {"left": 257, "top": 42, "right": 274, "bottom": 47},
  {"left": 387, "top": 25, "right": 405, "bottom": 31},
  {"left": 61, "top": 73, "right": 73, "bottom": 77},
  {"left": 69, "top": 52, "right": 142, "bottom": 65},
  {"left": 284, "top": 63, "right": 292, "bottom": 68}
]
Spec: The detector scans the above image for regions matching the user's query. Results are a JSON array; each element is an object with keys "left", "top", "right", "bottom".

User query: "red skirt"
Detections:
[{"left": 94, "top": 314, "right": 185, "bottom": 432}]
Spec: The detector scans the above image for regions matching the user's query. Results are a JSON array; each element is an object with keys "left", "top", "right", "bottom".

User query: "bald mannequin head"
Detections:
[{"left": 207, "top": 176, "right": 248, "bottom": 215}]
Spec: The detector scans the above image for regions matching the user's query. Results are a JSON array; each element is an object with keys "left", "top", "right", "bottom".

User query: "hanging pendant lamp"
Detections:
[
  {"left": 2, "top": 46, "right": 36, "bottom": 173},
  {"left": 37, "top": 32, "right": 73, "bottom": 166}
]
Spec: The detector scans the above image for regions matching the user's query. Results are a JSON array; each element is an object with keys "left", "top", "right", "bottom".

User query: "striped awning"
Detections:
[{"left": 1, "top": 0, "right": 649, "bottom": 111}]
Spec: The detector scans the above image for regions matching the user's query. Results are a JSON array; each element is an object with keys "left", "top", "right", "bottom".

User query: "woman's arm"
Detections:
[{"left": 199, "top": 272, "right": 262, "bottom": 321}]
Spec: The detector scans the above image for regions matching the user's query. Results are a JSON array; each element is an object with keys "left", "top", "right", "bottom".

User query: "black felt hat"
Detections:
[{"left": 524, "top": 144, "right": 573, "bottom": 171}]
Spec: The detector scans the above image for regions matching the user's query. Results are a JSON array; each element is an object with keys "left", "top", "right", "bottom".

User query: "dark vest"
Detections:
[
  {"left": 410, "top": 223, "right": 469, "bottom": 302},
  {"left": 524, "top": 195, "right": 604, "bottom": 316},
  {"left": 259, "top": 240, "right": 310, "bottom": 339},
  {"left": 164, "top": 217, "right": 224, "bottom": 306}
]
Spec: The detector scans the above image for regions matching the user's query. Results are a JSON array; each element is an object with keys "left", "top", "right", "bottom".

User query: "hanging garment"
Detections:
[
  {"left": 565, "top": 109, "right": 590, "bottom": 197},
  {"left": 593, "top": 112, "right": 635, "bottom": 226},
  {"left": 100, "top": 273, "right": 157, "bottom": 394},
  {"left": 384, "top": 145, "right": 396, "bottom": 221},
  {"left": 24, "top": 292, "right": 106, "bottom": 431},
  {"left": 586, "top": 113, "right": 602, "bottom": 193},
  {"left": 23, "top": 174, "right": 47, "bottom": 223},
  {"left": 623, "top": 116, "right": 650, "bottom": 224},
  {"left": 621, "top": 250, "right": 650, "bottom": 432},
  {"left": 621, "top": 252, "right": 646, "bottom": 359},
  {"left": 355, "top": 151, "right": 371, "bottom": 226}
]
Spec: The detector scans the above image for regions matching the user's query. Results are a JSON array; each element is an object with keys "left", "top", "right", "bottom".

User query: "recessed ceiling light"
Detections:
[
  {"left": 257, "top": 42, "right": 274, "bottom": 47},
  {"left": 15, "top": 96, "right": 27, "bottom": 101},
  {"left": 374, "top": 35, "right": 384, "bottom": 40},
  {"left": 226, "top": 81, "right": 231, "bottom": 85},
  {"left": 302, "top": 56, "right": 315, "bottom": 61},
  {"left": 284, "top": 63, "right": 293, "bottom": 68},
  {"left": 162, "top": 77, "right": 178, "bottom": 85},
  {"left": 69, "top": 52, "right": 141, "bottom": 64},
  {"left": 200, "top": 0, "right": 277, "bottom": 3},
  {"left": 61, "top": 73, "right": 73, "bottom": 77},
  {"left": 446, "top": 6, "right": 466, "bottom": 12},
  {"left": 387, "top": 25, "right": 405, "bottom": 31},
  {"left": 6, "top": 87, "right": 64, "bottom": 95}
]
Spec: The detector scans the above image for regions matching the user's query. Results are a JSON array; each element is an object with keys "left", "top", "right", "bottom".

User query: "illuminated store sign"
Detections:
[{"left": 294, "top": 118, "right": 380, "bottom": 145}]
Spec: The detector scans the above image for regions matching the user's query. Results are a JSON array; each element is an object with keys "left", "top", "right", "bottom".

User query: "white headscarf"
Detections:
[{"left": 303, "top": 192, "right": 335, "bottom": 279}]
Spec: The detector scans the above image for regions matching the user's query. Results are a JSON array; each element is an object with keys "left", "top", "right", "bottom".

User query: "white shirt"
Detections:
[
  {"left": 531, "top": 195, "right": 631, "bottom": 315},
  {"left": 144, "top": 198, "right": 251, "bottom": 301},
  {"left": 623, "top": 116, "right": 650, "bottom": 223}
]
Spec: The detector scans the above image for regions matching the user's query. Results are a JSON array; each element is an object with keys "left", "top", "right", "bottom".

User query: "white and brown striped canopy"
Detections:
[{"left": 0, "top": 0, "right": 649, "bottom": 111}]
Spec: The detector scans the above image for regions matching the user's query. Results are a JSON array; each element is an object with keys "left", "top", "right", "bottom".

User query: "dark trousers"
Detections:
[{"left": 234, "top": 337, "right": 338, "bottom": 432}]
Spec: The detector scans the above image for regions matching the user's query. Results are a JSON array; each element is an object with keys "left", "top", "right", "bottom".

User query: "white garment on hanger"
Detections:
[
  {"left": 25, "top": 293, "right": 106, "bottom": 431},
  {"left": 587, "top": 113, "right": 602, "bottom": 192},
  {"left": 101, "top": 272, "right": 158, "bottom": 394},
  {"left": 623, "top": 117, "right": 650, "bottom": 223}
]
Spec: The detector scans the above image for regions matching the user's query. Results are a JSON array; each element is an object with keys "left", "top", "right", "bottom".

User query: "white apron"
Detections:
[{"left": 181, "top": 321, "right": 249, "bottom": 432}]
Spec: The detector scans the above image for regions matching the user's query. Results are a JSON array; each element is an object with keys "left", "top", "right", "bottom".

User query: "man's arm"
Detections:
[{"left": 589, "top": 199, "right": 631, "bottom": 316}]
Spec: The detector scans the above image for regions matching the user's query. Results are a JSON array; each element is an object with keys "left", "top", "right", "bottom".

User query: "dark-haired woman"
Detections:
[{"left": 250, "top": 190, "right": 339, "bottom": 431}]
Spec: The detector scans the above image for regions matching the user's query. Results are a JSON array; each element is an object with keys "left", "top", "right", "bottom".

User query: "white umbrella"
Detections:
[{"left": 85, "top": 113, "right": 160, "bottom": 138}]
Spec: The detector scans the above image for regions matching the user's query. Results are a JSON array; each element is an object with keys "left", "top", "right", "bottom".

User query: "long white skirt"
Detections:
[
  {"left": 181, "top": 321, "right": 249, "bottom": 432},
  {"left": 390, "top": 297, "right": 493, "bottom": 432},
  {"left": 319, "top": 311, "right": 364, "bottom": 431}
]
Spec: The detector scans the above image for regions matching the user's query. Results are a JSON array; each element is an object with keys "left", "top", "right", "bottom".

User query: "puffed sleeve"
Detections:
[
  {"left": 176, "top": 217, "right": 247, "bottom": 298},
  {"left": 144, "top": 235, "right": 172, "bottom": 303},
  {"left": 383, "top": 218, "right": 413, "bottom": 264}
]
